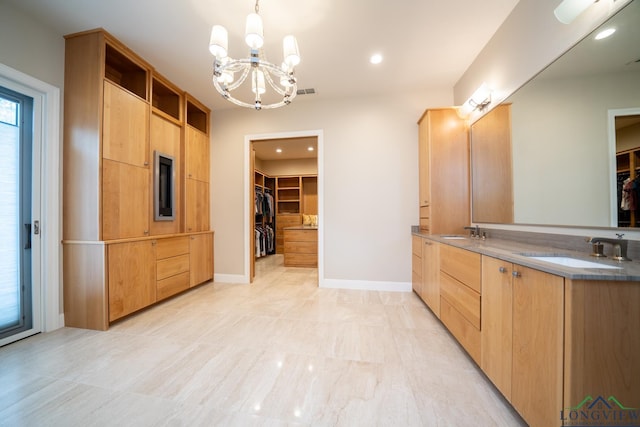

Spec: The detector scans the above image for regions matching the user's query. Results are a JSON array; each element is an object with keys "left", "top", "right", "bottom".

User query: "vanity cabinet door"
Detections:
[
  {"left": 481, "top": 256, "right": 513, "bottom": 400},
  {"left": 511, "top": 265, "right": 564, "bottom": 427},
  {"left": 421, "top": 239, "right": 440, "bottom": 317}
]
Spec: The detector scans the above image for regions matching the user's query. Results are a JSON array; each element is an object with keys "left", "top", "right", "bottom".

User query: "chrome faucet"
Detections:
[
  {"left": 464, "top": 225, "right": 481, "bottom": 239},
  {"left": 587, "top": 235, "right": 631, "bottom": 261}
]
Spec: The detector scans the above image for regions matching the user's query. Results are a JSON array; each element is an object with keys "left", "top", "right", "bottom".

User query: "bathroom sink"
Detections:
[
  {"left": 524, "top": 255, "right": 622, "bottom": 269},
  {"left": 440, "top": 235, "right": 467, "bottom": 240}
]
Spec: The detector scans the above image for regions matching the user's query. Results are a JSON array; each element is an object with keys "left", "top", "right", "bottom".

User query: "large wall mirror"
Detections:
[{"left": 471, "top": 0, "right": 640, "bottom": 228}]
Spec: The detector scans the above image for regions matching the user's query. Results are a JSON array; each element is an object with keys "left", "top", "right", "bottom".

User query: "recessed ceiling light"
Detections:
[
  {"left": 307, "top": 146, "right": 314, "bottom": 151},
  {"left": 370, "top": 53, "right": 383, "bottom": 65},
  {"left": 276, "top": 148, "right": 282, "bottom": 153},
  {"left": 595, "top": 28, "right": 616, "bottom": 40}
]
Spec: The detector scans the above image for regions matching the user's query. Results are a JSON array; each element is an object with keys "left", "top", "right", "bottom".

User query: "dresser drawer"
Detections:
[
  {"left": 440, "top": 244, "right": 481, "bottom": 293},
  {"left": 440, "top": 297, "right": 481, "bottom": 364},
  {"left": 440, "top": 271, "right": 480, "bottom": 329},
  {"left": 284, "top": 253, "right": 317, "bottom": 267},
  {"left": 284, "top": 229, "right": 317, "bottom": 242},
  {"left": 157, "top": 254, "right": 190, "bottom": 280},
  {"left": 157, "top": 271, "right": 189, "bottom": 301},
  {"left": 156, "top": 236, "right": 189, "bottom": 260},
  {"left": 284, "top": 241, "right": 317, "bottom": 254}
]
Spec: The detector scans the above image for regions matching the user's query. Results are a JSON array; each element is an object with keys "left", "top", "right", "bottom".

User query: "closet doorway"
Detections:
[{"left": 248, "top": 132, "right": 321, "bottom": 283}]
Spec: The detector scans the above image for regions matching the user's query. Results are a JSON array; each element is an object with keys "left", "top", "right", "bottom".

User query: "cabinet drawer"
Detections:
[
  {"left": 157, "top": 254, "right": 190, "bottom": 280},
  {"left": 440, "top": 245, "right": 481, "bottom": 293},
  {"left": 440, "top": 297, "right": 481, "bottom": 364},
  {"left": 420, "top": 206, "right": 430, "bottom": 219},
  {"left": 284, "top": 253, "right": 317, "bottom": 267},
  {"left": 156, "top": 236, "right": 190, "bottom": 260},
  {"left": 284, "top": 229, "right": 317, "bottom": 242},
  {"left": 276, "top": 215, "right": 302, "bottom": 229},
  {"left": 440, "top": 271, "right": 480, "bottom": 329},
  {"left": 284, "top": 241, "right": 317, "bottom": 254},
  {"left": 157, "top": 271, "right": 190, "bottom": 301},
  {"left": 412, "top": 235, "right": 422, "bottom": 257}
]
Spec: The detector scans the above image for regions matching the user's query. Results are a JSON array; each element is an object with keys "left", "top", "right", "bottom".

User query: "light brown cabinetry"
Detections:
[
  {"left": 108, "top": 240, "right": 156, "bottom": 322},
  {"left": 185, "top": 96, "right": 211, "bottom": 233},
  {"left": 190, "top": 233, "right": 214, "bottom": 287},
  {"left": 417, "top": 108, "right": 469, "bottom": 234},
  {"left": 421, "top": 238, "right": 440, "bottom": 317},
  {"left": 63, "top": 29, "right": 213, "bottom": 330},
  {"left": 481, "top": 255, "right": 564, "bottom": 427},
  {"left": 274, "top": 175, "right": 317, "bottom": 254},
  {"left": 283, "top": 227, "right": 318, "bottom": 267},
  {"left": 470, "top": 104, "right": 513, "bottom": 224},
  {"left": 439, "top": 244, "right": 481, "bottom": 364},
  {"left": 411, "top": 235, "right": 423, "bottom": 297},
  {"left": 156, "top": 236, "right": 190, "bottom": 301}
]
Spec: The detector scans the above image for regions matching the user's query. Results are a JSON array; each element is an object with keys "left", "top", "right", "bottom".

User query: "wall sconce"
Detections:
[
  {"left": 554, "top": 0, "right": 598, "bottom": 24},
  {"left": 457, "top": 83, "right": 492, "bottom": 118}
]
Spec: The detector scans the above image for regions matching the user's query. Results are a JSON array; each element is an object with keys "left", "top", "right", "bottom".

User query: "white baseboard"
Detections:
[
  {"left": 320, "top": 278, "right": 412, "bottom": 292},
  {"left": 214, "top": 273, "right": 249, "bottom": 284},
  {"left": 58, "top": 313, "right": 65, "bottom": 329}
]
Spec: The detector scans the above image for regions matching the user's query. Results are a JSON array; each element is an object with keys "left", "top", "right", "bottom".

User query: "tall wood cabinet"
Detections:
[
  {"left": 417, "top": 108, "right": 469, "bottom": 234},
  {"left": 62, "top": 29, "right": 213, "bottom": 330},
  {"left": 274, "top": 175, "right": 317, "bottom": 254}
]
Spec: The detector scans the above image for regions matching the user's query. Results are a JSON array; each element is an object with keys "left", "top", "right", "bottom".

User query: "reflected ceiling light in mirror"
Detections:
[
  {"left": 595, "top": 27, "right": 616, "bottom": 39},
  {"left": 554, "top": 0, "right": 598, "bottom": 24},
  {"left": 457, "top": 83, "right": 492, "bottom": 118}
]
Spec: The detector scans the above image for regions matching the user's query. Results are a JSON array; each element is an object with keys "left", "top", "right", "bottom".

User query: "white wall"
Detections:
[{"left": 211, "top": 89, "right": 452, "bottom": 286}]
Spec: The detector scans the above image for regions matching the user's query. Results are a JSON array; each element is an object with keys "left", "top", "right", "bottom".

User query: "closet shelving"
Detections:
[
  {"left": 616, "top": 148, "right": 640, "bottom": 227},
  {"left": 254, "top": 170, "right": 276, "bottom": 259}
]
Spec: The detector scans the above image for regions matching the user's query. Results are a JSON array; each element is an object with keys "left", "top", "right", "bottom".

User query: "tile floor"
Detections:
[{"left": 0, "top": 255, "right": 526, "bottom": 426}]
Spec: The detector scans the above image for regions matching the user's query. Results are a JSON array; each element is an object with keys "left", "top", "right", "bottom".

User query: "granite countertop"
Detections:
[{"left": 413, "top": 231, "right": 640, "bottom": 281}]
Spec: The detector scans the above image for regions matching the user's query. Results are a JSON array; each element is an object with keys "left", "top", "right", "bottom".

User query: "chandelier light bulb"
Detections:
[
  {"left": 245, "top": 13, "right": 264, "bottom": 49},
  {"left": 209, "top": 25, "right": 228, "bottom": 57},
  {"left": 283, "top": 35, "right": 300, "bottom": 67}
]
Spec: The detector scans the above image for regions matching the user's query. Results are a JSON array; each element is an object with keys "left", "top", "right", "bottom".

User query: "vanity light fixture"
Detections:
[
  {"left": 554, "top": 0, "right": 599, "bottom": 24},
  {"left": 457, "top": 83, "right": 492, "bottom": 118},
  {"left": 208, "top": 0, "right": 301, "bottom": 110}
]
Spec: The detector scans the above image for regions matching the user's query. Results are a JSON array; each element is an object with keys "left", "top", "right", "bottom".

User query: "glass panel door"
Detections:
[{"left": 0, "top": 86, "right": 33, "bottom": 341}]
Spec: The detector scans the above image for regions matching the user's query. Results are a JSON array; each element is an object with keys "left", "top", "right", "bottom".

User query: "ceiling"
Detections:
[
  {"left": 253, "top": 136, "right": 317, "bottom": 161},
  {"left": 5, "top": 0, "right": 520, "bottom": 112}
]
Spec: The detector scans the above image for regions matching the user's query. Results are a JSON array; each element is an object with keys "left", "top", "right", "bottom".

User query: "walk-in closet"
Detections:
[{"left": 250, "top": 136, "right": 318, "bottom": 281}]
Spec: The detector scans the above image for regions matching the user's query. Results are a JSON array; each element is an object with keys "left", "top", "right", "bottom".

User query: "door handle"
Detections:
[{"left": 24, "top": 223, "right": 31, "bottom": 249}]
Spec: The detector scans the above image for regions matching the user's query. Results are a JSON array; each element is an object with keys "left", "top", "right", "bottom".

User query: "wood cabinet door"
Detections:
[
  {"left": 185, "top": 126, "right": 209, "bottom": 182},
  {"left": 185, "top": 179, "right": 209, "bottom": 233},
  {"left": 190, "top": 233, "right": 213, "bottom": 287},
  {"left": 512, "top": 265, "right": 564, "bottom": 427},
  {"left": 421, "top": 239, "right": 440, "bottom": 317},
  {"left": 102, "top": 159, "right": 149, "bottom": 240},
  {"left": 103, "top": 80, "right": 149, "bottom": 167},
  {"left": 418, "top": 113, "right": 430, "bottom": 209},
  {"left": 481, "top": 256, "right": 513, "bottom": 400},
  {"left": 108, "top": 240, "right": 156, "bottom": 322}
]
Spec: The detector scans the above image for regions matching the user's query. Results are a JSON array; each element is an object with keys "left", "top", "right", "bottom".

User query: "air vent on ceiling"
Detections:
[{"left": 296, "top": 88, "right": 316, "bottom": 95}]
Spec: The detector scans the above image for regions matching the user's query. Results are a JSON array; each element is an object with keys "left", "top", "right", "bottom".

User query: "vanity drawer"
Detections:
[
  {"left": 440, "top": 271, "right": 481, "bottom": 329},
  {"left": 440, "top": 297, "right": 481, "bottom": 364},
  {"left": 156, "top": 236, "right": 189, "bottom": 260},
  {"left": 440, "top": 244, "right": 481, "bottom": 293},
  {"left": 157, "top": 254, "right": 190, "bottom": 280},
  {"left": 157, "top": 271, "right": 189, "bottom": 301}
]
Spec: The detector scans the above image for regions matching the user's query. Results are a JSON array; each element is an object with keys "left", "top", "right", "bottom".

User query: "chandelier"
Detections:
[{"left": 208, "top": 0, "right": 301, "bottom": 110}]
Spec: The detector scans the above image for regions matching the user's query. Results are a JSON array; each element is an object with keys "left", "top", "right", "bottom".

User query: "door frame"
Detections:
[
  {"left": 0, "top": 63, "right": 61, "bottom": 345},
  {"left": 244, "top": 129, "right": 324, "bottom": 284},
  {"left": 608, "top": 107, "right": 640, "bottom": 227}
]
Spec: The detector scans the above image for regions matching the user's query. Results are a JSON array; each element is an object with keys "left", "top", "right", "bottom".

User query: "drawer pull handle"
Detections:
[
  {"left": 512, "top": 271, "right": 521, "bottom": 278},
  {"left": 499, "top": 267, "right": 507, "bottom": 273}
]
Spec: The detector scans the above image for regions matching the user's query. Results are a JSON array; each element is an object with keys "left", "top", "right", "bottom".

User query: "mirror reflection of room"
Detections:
[{"left": 470, "top": 0, "right": 640, "bottom": 228}]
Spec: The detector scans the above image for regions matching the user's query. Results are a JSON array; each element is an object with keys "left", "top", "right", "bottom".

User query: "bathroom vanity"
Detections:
[{"left": 412, "top": 232, "right": 640, "bottom": 427}]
